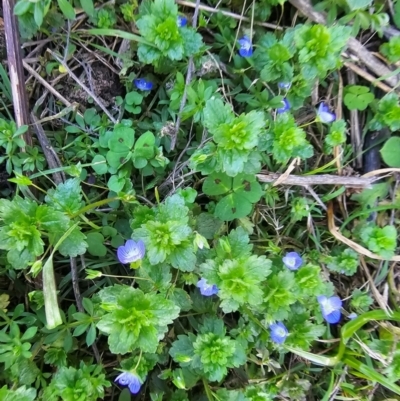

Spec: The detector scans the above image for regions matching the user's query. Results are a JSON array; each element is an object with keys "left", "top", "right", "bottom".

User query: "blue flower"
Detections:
[
  {"left": 348, "top": 312, "right": 358, "bottom": 320},
  {"left": 278, "top": 82, "right": 291, "bottom": 90},
  {"left": 115, "top": 371, "right": 142, "bottom": 394},
  {"left": 276, "top": 98, "right": 290, "bottom": 113},
  {"left": 196, "top": 278, "right": 218, "bottom": 296},
  {"left": 270, "top": 322, "right": 289, "bottom": 344},
  {"left": 177, "top": 16, "right": 187, "bottom": 27},
  {"left": 134, "top": 78, "right": 153, "bottom": 91},
  {"left": 238, "top": 36, "right": 253, "bottom": 57},
  {"left": 317, "top": 102, "right": 336, "bottom": 123},
  {"left": 282, "top": 252, "right": 303, "bottom": 270},
  {"left": 317, "top": 295, "right": 342, "bottom": 324},
  {"left": 117, "top": 239, "right": 146, "bottom": 264}
]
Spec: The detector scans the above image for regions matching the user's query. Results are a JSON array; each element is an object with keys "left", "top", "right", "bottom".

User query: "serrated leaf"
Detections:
[
  {"left": 45, "top": 178, "right": 84, "bottom": 215},
  {"left": 57, "top": 225, "right": 88, "bottom": 257}
]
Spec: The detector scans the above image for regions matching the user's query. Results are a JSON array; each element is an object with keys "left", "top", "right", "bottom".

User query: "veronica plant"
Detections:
[{"left": 136, "top": 0, "right": 203, "bottom": 66}]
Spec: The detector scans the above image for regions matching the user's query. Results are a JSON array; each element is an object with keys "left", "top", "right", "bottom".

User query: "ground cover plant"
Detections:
[{"left": 1, "top": 0, "right": 400, "bottom": 399}]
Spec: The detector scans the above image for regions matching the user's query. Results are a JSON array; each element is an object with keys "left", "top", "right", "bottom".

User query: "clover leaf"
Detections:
[{"left": 344, "top": 85, "right": 374, "bottom": 111}]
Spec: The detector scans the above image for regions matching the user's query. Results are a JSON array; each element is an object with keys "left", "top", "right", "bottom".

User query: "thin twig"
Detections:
[
  {"left": 47, "top": 49, "right": 117, "bottom": 123},
  {"left": 344, "top": 61, "right": 393, "bottom": 93},
  {"left": 257, "top": 172, "right": 374, "bottom": 188},
  {"left": 23, "top": 60, "right": 84, "bottom": 118},
  {"left": 171, "top": 0, "right": 201, "bottom": 150},
  {"left": 176, "top": 0, "right": 283, "bottom": 30},
  {"left": 30, "top": 113, "right": 66, "bottom": 185},
  {"left": 3, "top": 0, "right": 32, "bottom": 148}
]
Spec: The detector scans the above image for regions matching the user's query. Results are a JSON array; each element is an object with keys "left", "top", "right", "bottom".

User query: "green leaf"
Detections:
[
  {"left": 346, "top": 0, "right": 373, "bottom": 10},
  {"left": 86, "top": 324, "right": 96, "bottom": 346},
  {"left": 92, "top": 155, "right": 108, "bottom": 175},
  {"left": 80, "top": 0, "right": 94, "bottom": 17},
  {"left": 45, "top": 178, "right": 85, "bottom": 215},
  {"left": 215, "top": 193, "right": 252, "bottom": 221},
  {"left": 202, "top": 173, "right": 232, "bottom": 196},
  {"left": 14, "top": 1, "right": 32, "bottom": 16},
  {"left": 203, "top": 98, "right": 233, "bottom": 133},
  {"left": 108, "top": 175, "right": 125, "bottom": 193},
  {"left": 86, "top": 232, "right": 107, "bottom": 257},
  {"left": 97, "top": 285, "right": 180, "bottom": 354},
  {"left": 394, "top": 0, "right": 400, "bottom": 29},
  {"left": 344, "top": 85, "right": 375, "bottom": 110},
  {"left": 134, "top": 131, "right": 155, "bottom": 159},
  {"left": 125, "top": 91, "right": 143, "bottom": 105},
  {"left": 108, "top": 126, "right": 135, "bottom": 152},
  {"left": 57, "top": 0, "right": 76, "bottom": 20},
  {"left": 232, "top": 174, "right": 263, "bottom": 203},
  {"left": 33, "top": 2, "right": 44, "bottom": 27},
  {"left": 196, "top": 213, "right": 224, "bottom": 240},
  {"left": 56, "top": 225, "right": 88, "bottom": 257},
  {"left": 42, "top": 257, "right": 63, "bottom": 329},
  {"left": 88, "top": 28, "right": 155, "bottom": 46},
  {"left": 380, "top": 137, "right": 400, "bottom": 167}
]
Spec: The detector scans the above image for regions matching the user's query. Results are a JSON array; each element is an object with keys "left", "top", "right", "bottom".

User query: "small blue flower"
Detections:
[
  {"left": 134, "top": 78, "right": 153, "bottom": 91},
  {"left": 348, "top": 312, "right": 358, "bottom": 320},
  {"left": 278, "top": 82, "right": 291, "bottom": 90},
  {"left": 317, "top": 102, "right": 336, "bottom": 123},
  {"left": 276, "top": 98, "right": 290, "bottom": 113},
  {"left": 282, "top": 252, "right": 303, "bottom": 270},
  {"left": 115, "top": 371, "right": 142, "bottom": 394},
  {"left": 270, "top": 322, "right": 289, "bottom": 344},
  {"left": 117, "top": 239, "right": 146, "bottom": 264},
  {"left": 177, "top": 16, "right": 187, "bottom": 27},
  {"left": 238, "top": 36, "right": 253, "bottom": 57},
  {"left": 317, "top": 295, "right": 342, "bottom": 324},
  {"left": 196, "top": 278, "right": 218, "bottom": 296}
]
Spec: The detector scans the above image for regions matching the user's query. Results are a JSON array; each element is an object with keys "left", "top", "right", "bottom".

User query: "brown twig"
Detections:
[
  {"left": 288, "top": 0, "right": 399, "bottom": 88},
  {"left": 30, "top": 113, "right": 66, "bottom": 185},
  {"left": 257, "top": 172, "right": 375, "bottom": 188},
  {"left": 3, "top": 0, "right": 32, "bottom": 148},
  {"left": 176, "top": 0, "right": 283, "bottom": 30},
  {"left": 31, "top": 112, "right": 101, "bottom": 363},
  {"left": 47, "top": 49, "right": 117, "bottom": 123}
]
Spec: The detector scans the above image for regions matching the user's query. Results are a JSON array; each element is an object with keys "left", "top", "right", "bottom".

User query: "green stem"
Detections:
[
  {"left": 202, "top": 378, "right": 214, "bottom": 401},
  {"left": 70, "top": 197, "right": 119, "bottom": 218}
]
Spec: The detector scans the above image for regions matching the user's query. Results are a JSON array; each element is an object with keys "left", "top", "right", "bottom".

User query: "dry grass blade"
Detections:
[
  {"left": 2, "top": 0, "right": 32, "bottom": 147},
  {"left": 327, "top": 203, "right": 400, "bottom": 262}
]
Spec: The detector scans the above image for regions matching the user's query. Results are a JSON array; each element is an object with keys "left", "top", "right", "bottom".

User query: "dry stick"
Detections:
[
  {"left": 347, "top": 70, "right": 363, "bottom": 168},
  {"left": 2, "top": 0, "right": 32, "bottom": 147},
  {"left": 171, "top": 0, "right": 201, "bottom": 150},
  {"left": 31, "top": 113, "right": 101, "bottom": 363},
  {"left": 47, "top": 49, "right": 117, "bottom": 124},
  {"left": 344, "top": 61, "right": 393, "bottom": 93},
  {"left": 288, "top": 0, "right": 399, "bottom": 88},
  {"left": 176, "top": 0, "right": 283, "bottom": 30},
  {"left": 256, "top": 173, "right": 375, "bottom": 188},
  {"left": 30, "top": 113, "right": 66, "bottom": 185},
  {"left": 23, "top": 61, "right": 79, "bottom": 110}
]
